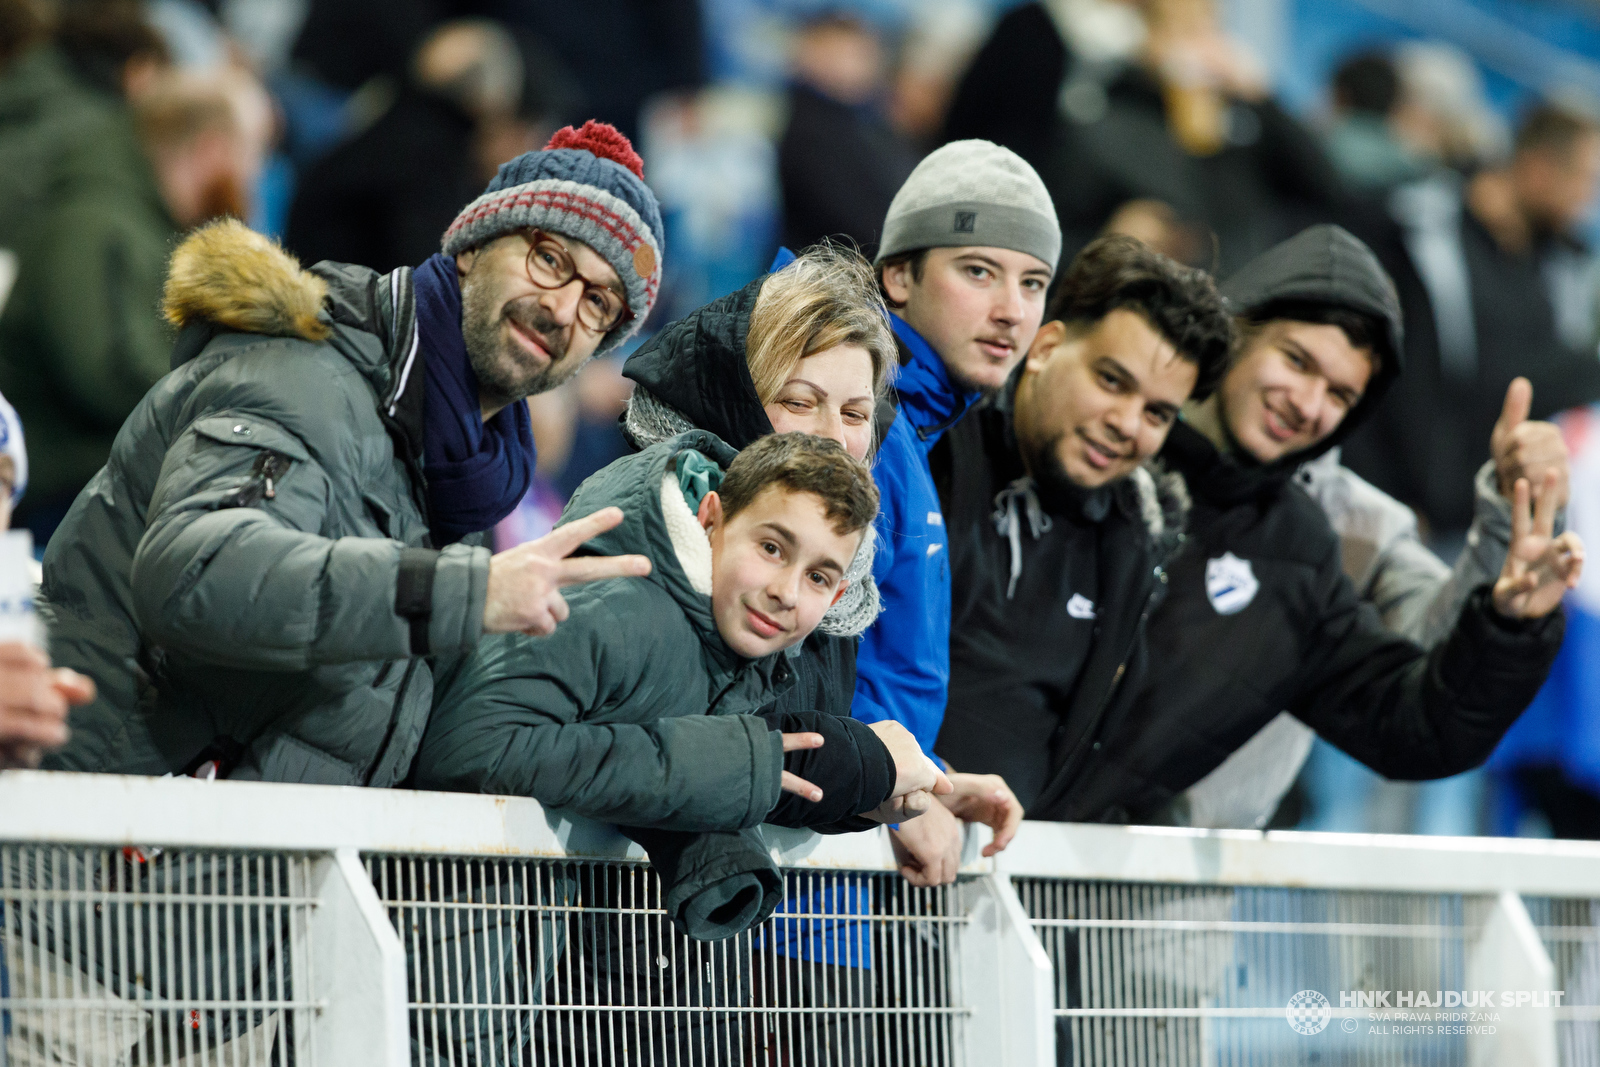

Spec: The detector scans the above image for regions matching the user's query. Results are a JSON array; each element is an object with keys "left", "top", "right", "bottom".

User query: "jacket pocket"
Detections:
[
  {"left": 189, "top": 414, "right": 311, "bottom": 510},
  {"left": 218, "top": 450, "right": 293, "bottom": 508}
]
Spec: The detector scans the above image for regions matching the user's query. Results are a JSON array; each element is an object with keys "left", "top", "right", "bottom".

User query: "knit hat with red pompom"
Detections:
[{"left": 442, "top": 121, "right": 665, "bottom": 352}]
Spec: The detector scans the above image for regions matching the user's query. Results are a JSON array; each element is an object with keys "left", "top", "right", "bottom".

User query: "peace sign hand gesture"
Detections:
[
  {"left": 483, "top": 507, "right": 653, "bottom": 636},
  {"left": 1491, "top": 472, "right": 1585, "bottom": 620}
]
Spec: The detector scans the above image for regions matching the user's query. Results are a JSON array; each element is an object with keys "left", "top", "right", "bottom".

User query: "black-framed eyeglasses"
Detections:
[{"left": 522, "top": 230, "right": 631, "bottom": 335}]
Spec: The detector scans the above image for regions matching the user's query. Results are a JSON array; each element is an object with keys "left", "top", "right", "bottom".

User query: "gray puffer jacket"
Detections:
[{"left": 41, "top": 220, "right": 489, "bottom": 786}]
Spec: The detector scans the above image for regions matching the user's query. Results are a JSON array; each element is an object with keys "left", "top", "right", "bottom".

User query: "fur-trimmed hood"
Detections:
[
  {"left": 163, "top": 219, "right": 331, "bottom": 343},
  {"left": 158, "top": 219, "right": 424, "bottom": 454},
  {"left": 1127, "top": 461, "right": 1189, "bottom": 567}
]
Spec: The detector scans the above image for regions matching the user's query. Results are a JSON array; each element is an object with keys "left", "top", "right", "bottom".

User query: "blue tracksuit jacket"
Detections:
[{"left": 851, "top": 314, "right": 980, "bottom": 755}]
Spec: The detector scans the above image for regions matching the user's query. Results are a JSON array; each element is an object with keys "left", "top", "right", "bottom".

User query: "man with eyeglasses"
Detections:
[{"left": 41, "top": 122, "right": 668, "bottom": 786}]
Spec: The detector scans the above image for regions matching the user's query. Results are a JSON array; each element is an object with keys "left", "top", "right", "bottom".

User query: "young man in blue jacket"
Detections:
[
  {"left": 858, "top": 139, "right": 1059, "bottom": 881},
  {"left": 754, "top": 138, "right": 1060, "bottom": 1064}
]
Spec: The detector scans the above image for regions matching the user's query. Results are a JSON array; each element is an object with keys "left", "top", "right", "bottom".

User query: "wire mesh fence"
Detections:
[
  {"left": 1014, "top": 877, "right": 1493, "bottom": 1067},
  {"left": 13, "top": 772, "right": 1600, "bottom": 1067},
  {"left": 0, "top": 843, "right": 318, "bottom": 1066},
  {"left": 1524, "top": 895, "right": 1600, "bottom": 1066},
  {"left": 363, "top": 853, "right": 969, "bottom": 1067}
]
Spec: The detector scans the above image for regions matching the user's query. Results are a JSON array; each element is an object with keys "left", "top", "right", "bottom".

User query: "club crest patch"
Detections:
[{"left": 1205, "top": 552, "right": 1258, "bottom": 615}]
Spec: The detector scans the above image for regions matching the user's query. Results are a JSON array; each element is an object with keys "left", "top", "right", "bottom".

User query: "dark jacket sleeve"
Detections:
[
  {"left": 939, "top": 1, "right": 1066, "bottom": 166},
  {"left": 414, "top": 601, "right": 786, "bottom": 831},
  {"left": 758, "top": 710, "right": 896, "bottom": 829},
  {"left": 1250, "top": 98, "right": 1346, "bottom": 207},
  {"left": 620, "top": 826, "right": 781, "bottom": 942},
  {"left": 132, "top": 405, "right": 488, "bottom": 670},
  {"left": 28, "top": 192, "right": 176, "bottom": 430},
  {"left": 1290, "top": 551, "right": 1563, "bottom": 778}
]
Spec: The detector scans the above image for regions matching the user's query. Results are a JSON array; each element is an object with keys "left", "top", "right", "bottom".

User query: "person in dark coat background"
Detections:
[
  {"left": 287, "top": 19, "right": 530, "bottom": 273},
  {"left": 477, "top": 0, "right": 703, "bottom": 142},
  {"left": 1343, "top": 102, "right": 1600, "bottom": 539},
  {"left": 942, "top": 0, "right": 1342, "bottom": 273},
  {"left": 777, "top": 14, "right": 917, "bottom": 253}
]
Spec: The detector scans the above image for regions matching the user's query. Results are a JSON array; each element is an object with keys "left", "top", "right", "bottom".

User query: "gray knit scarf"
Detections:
[{"left": 626, "top": 387, "right": 883, "bottom": 638}]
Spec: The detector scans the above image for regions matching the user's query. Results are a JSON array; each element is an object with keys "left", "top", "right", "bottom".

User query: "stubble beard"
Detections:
[
  {"left": 1021, "top": 428, "right": 1099, "bottom": 496},
  {"left": 460, "top": 274, "right": 585, "bottom": 408}
]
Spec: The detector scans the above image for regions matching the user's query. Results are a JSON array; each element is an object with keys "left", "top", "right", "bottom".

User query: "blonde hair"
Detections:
[{"left": 746, "top": 242, "right": 896, "bottom": 407}]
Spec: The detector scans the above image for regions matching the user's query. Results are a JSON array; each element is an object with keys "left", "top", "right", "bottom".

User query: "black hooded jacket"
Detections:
[
  {"left": 1065, "top": 225, "right": 1564, "bottom": 823},
  {"left": 929, "top": 368, "right": 1189, "bottom": 818},
  {"left": 622, "top": 276, "right": 877, "bottom": 832}
]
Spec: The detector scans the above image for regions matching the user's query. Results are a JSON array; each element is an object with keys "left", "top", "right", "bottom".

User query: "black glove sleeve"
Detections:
[{"left": 758, "top": 710, "right": 896, "bottom": 828}]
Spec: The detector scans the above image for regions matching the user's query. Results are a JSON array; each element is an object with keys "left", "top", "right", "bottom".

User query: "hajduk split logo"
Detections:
[{"left": 1286, "top": 990, "right": 1332, "bottom": 1035}]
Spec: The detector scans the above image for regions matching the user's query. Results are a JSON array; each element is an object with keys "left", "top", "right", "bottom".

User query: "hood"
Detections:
[
  {"left": 162, "top": 218, "right": 413, "bottom": 386},
  {"left": 164, "top": 219, "right": 333, "bottom": 345},
  {"left": 558, "top": 429, "right": 746, "bottom": 663},
  {"left": 1173, "top": 225, "right": 1405, "bottom": 503},
  {"left": 1219, "top": 223, "right": 1403, "bottom": 462},
  {"left": 161, "top": 219, "right": 428, "bottom": 485},
  {"left": 622, "top": 275, "right": 774, "bottom": 450}
]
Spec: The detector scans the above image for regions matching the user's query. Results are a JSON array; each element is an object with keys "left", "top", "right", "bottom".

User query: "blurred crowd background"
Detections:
[{"left": 7, "top": 0, "right": 1600, "bottom": 840}]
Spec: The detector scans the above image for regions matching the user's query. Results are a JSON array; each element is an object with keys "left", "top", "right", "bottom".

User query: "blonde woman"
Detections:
[{"left": 625, "top": 241, "right": 898, "bottom": 662}]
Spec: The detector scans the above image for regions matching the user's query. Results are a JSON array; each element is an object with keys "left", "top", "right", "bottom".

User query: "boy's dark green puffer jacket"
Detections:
[{"left": 414, "top": 430, "right": 896, "bottom": 831}]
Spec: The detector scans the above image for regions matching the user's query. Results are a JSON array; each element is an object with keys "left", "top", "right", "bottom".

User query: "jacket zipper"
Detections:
[
  {"left": 1055, "top": 567, "right": 1168, "bottom": 784},
  {"left": 915, "top": 395, "right": 978, "bottom": 443},
  {"left": 221, "top": 451, "right": 292, "bottom": 508}
]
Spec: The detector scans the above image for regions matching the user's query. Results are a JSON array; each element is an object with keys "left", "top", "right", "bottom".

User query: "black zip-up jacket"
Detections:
[
  {"left": 1086, "top": 422, "right": 1564, "bottom": 823},
  {"left": 1075, "top": 225, "right": 1564, "bottom": 822},
  {"left": 930, "top": 376, "right": 1189, "bottom": 819}
]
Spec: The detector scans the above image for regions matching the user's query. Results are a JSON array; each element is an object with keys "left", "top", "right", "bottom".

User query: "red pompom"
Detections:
[{"left": 545, "top": 120, "right": 645, "bottom": 180}]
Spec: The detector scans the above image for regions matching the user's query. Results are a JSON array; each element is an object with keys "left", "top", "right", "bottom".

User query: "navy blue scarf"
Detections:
[{"left": 413, "top": 253, "right": 535, "bottom": 543}]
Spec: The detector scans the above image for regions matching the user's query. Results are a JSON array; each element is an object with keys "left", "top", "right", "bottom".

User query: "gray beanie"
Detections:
[{"left": 874, "top": 140, "right": 1060, "bottom": 270}]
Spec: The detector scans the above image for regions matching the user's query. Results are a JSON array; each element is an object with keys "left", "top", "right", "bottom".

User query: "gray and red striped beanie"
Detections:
[{"left": 441, "top": 121, "right": 665, "bottom": 353}]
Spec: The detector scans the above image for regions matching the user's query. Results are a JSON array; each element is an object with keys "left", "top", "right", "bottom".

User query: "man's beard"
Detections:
[
  {"left": 1021, "top": 429, "right": 1097, "bottom": 499},
  {"left": 460, "top": 278, "right": 579, "bottom": 407}
]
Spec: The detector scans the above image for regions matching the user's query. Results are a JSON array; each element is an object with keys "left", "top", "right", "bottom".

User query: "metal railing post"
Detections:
[
  {"left": 1467, "top": 889, "right": 1558, "bottom": 1067},
  {"left": 959, "top": 873, "right": 1054, "bottom": 1067},
  {"left": 305, "top": 847, "right": 408, "bottom": 1066}
]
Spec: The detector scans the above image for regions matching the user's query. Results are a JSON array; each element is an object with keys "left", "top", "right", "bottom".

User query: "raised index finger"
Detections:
[
  {"left": 1499, "top": 377, "right": 1532, "bottom": 431},
  {"left": 781, "top": 732, "right": 825, "bottom": 752},
  {"left": 556, "top": 554, "right": 652, "bottom": 587},
  {"left": 535, "top": 507, "right": 625, "bottom": 560}
]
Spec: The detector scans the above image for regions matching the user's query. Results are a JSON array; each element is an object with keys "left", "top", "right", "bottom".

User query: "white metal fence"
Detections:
[{"left": 6, "top": 773, "right": 1600, "bottom": 1066}]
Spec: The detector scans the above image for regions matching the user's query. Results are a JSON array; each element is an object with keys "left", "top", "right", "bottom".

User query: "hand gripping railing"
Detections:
[{"left": 7, "top": 772, "right": 1600, "bottom": 1066}]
